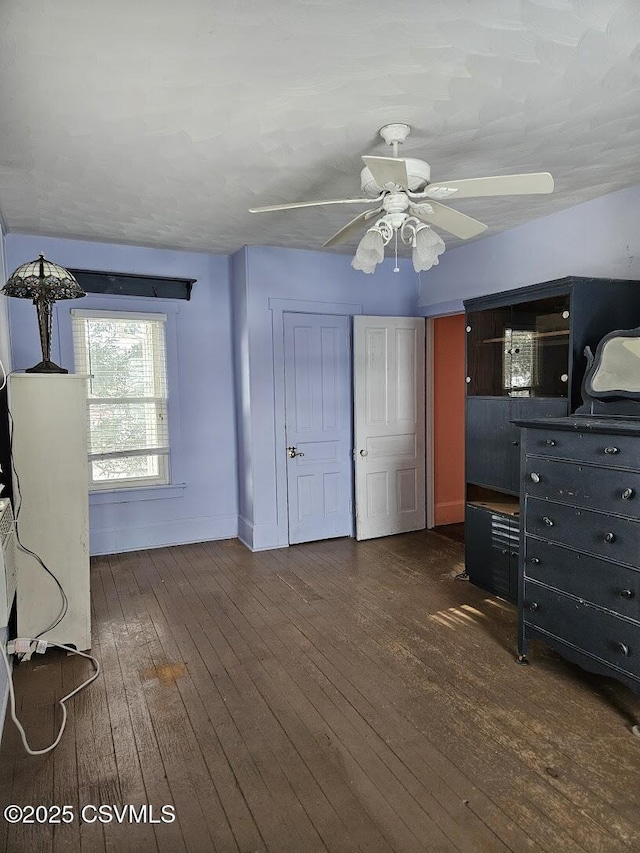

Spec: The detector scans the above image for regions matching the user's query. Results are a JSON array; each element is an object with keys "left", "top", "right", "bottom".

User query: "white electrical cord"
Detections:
[
  {"left": 0, "top": 356, "right": 6, "bottom": 392},
  {"left": 0, "top": 639, "right": 100, "bottom": 755}
]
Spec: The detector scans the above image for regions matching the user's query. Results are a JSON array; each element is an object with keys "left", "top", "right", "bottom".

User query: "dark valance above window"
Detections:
[{"left": 68, "top": 269, "right": 195, "bottom": 300}]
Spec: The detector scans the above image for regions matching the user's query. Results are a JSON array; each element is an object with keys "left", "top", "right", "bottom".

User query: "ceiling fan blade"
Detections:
[
  {"left": 249, "top": 197, "right": 377, "bottom": 213},
  {"left": 411, "top": 201, "right": 488, "bottom": 239},
  {"left": 323, "top": 207, "right": 383, "bottom": 248},
  {"left": 361, "top": 156, "right": 409, "bottom": 190},
  {"left": 426, "top": 172, "right": 554, "bottom": 200}
]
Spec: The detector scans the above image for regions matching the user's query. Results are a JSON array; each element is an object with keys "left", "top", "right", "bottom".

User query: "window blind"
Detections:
[{"left": 72, "top": 310, "right": 169, "bottom": 488}]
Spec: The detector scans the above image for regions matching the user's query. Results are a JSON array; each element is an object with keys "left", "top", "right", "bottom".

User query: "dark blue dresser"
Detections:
[{"left": 515, "top": 416, "right": 640, "bottom": 695}]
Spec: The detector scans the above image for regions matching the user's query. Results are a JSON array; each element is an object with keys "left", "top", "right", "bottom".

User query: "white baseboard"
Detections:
[
  {"left": 90, "top": 513, "right": 238, "bottom": 555},
  {"left": 237, "top": 515, "right": 288, "bottom": 551}
]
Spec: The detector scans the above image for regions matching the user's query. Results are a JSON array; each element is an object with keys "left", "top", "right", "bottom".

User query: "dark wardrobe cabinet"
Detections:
[{"left": 464, "top": 277, "right": 640, "bottom": 602}]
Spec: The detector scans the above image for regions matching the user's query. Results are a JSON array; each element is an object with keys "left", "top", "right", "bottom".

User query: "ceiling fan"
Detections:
[{"left": 249, "top": 123, "right": 554, "bottom": 273}]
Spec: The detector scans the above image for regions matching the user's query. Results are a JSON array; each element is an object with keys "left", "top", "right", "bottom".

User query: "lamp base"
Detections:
[{"left": 25, "top": 360, "right": 69, "bottom": 374}]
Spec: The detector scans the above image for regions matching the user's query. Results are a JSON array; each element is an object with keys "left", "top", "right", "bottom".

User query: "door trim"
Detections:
[
  {"left": 270, "top": 298, "right": 363, "bottom": 548},
  {"left": 426, "top": 317, "right": 435, "bottom": 529}
]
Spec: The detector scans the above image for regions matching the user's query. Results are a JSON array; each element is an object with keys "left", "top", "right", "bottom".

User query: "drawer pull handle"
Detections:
[
  {"left": 604, "top": 532, "right": 616, "bottom": 543},
  {"left": 545, "top": 439, "right": 556, "bottom": 447},
  {"left": 620, "top": 589, "right": 634, "bottom": 599},
  {"left": 622, "top": 488, "right": 634, "bottom": 500},
  {"left": 604, "top": 446, "right": 619, "bottom": 455},
  {"left": 530, "top": 472, "right": 540, "bottom": 483},
  {"left": 529, "top": 557, "right": 540, "bottom": 565},
  {"left": 529, "top": 602, "right": 539, "bottom": 612},
  {"left": 501, "top": 548, "right": 508, "bottom": 555},
  {"left": 511, "top": 440, "right": 519, "bottom": 446},
  {"left": 542, "top": 516, "right": 554, "bottom": 527},
  {"left": 617, "top": 642, "right": 630, "bottom": 656}
]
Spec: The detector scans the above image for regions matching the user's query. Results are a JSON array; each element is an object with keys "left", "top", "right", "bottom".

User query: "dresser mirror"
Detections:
[{"left": 579, "top": 327, "right": 640, "bottom": 414}]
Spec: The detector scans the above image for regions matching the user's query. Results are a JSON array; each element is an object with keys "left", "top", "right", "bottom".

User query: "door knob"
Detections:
[
  {"left": 359, "top": 449, "right": 368, "bottom": 457},
  {"left": 622, "top": 488, "right": 634, "bottom": 500},
  {"left": 287, "top": 446, "right": 304, "bottom": 459}
]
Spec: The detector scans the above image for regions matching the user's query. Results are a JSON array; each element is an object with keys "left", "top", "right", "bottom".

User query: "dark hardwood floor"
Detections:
[
  {"left": 1, "top": 530, "right": 640, "bottom": 853},
  {"left": 432, "top": 523, "right": 465, "bottom": 545}
]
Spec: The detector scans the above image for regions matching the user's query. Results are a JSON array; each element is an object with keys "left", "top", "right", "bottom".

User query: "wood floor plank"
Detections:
[
  {"left": 3, "top": 530, "right": 640, "bottom": 853},
  {"left": 185, "top": 546, "right": 508, "bottom": 853},
  {"left": 287, "top": 543, "right": 640, "bottom": 849},
  {"left": 108, "top": 551, "right": 218, "bottom": 853},
  {"left": 208, "top": 537, "right": 633, "bottom": 853}
]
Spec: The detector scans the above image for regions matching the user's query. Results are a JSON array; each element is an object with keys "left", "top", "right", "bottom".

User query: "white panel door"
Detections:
[
  {"left": 284, "top": 313, "right": 353, "bottom": 544},
  {"left": 354, "top": 316, "right": 425, "bottom": 540}
]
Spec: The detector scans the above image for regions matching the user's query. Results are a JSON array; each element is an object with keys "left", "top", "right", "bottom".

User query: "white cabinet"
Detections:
[
  {"left": 0, "top": 498, "right": 17, "bottom": 628},
  {"left": 8, "top": 374, "right": 90, "bottom": 650}
]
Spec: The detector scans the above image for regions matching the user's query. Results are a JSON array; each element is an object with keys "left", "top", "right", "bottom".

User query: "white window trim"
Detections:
[
  {"left": 61, "top": 299, "right": 185, "bottom": 502},
  {"left": 72, "top": 308, "right": 168, "bottom": 323},
  {"left": 72, "top": 308, "right": 170, "bottom": 490}
]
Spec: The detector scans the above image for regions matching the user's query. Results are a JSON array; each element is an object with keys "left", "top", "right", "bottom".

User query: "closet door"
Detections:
[{"left": 353, "top": 316, "right": 425, "bottom": 540}]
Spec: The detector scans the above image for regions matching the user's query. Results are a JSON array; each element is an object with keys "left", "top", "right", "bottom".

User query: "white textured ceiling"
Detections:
[{"left": 1, "top": 0, "right": 639, "bottom": 255}]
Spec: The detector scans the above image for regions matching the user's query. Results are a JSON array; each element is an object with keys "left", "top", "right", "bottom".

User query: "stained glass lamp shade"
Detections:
[{"left": 2, "top": 254, "right": 85, "bottom": 373}]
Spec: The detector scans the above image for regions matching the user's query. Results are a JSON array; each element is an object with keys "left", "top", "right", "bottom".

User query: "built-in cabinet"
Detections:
[{"left": 464, "top": 277, "right": 640, "bottom": 602}]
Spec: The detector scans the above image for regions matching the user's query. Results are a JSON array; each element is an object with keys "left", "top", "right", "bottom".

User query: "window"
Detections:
[{"left": 72, "top": 310, "right": 169, "bottom": 490}]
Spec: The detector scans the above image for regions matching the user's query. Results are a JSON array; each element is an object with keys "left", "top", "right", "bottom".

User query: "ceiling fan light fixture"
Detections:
[
  {"left": 351, "top": 228, "right": 386, "bottom": 274},
  {"left": 412, "top": 224, "right": 446, "bottom": 272},
  {"left": 249, "top": 124, "right": 553, "bottom": 275}
]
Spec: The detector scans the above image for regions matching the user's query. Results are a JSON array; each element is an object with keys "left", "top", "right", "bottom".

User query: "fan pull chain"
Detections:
[{"left": 394, "top": 229, "right": 399, "bottom": 273}]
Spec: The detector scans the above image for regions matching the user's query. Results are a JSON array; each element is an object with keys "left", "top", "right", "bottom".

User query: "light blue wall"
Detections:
[
  {"left": 418, "top": 185, "right": 640, "bottom": 316},
  {"left": 5, "top": 233, "right": 238, "bottom": 554},
  {"left": 236, "top": 245, "right": 420, "bottom": 550}
]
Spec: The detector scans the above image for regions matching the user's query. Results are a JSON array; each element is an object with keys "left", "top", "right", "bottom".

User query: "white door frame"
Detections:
[
  {"left": 425, "top": 316, "right": 435, "bottom": 529},
  {"left": 270, "top": 298, "right": 363, "bottom": 548}
]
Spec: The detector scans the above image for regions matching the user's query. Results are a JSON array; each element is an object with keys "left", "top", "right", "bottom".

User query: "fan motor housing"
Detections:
[{"left": 361, "top": 158, "right": 432, "bottom": 197}]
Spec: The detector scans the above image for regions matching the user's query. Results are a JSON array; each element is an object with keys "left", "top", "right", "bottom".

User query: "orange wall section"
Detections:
[{"left": 432, "top": 314, "right": 466, "bottom": 526}]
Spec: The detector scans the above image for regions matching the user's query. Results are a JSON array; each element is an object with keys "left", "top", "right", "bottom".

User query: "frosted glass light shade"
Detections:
[
  {"left": 351, "top": 229, "right": 385, "bottom": 274},
  {"left": 412, "top": 226, "right": 446, "bottom": 272}
]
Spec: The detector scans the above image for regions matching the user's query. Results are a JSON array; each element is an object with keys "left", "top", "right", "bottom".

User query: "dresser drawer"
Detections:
[
  {"left": 525, "top": 429, "right": 639, "bottom": 469},
  {"left": 523, "top": 457, "right": 640, "bottom": 519},
  {"left": 523, "top": 581, "right": 640, "bottom": 679},
  {"left": 525, "top": 497, "right": 640, "bottom": 565},
  {"left": 523, "top": 537, "right": 640, "bottom": 620}
]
